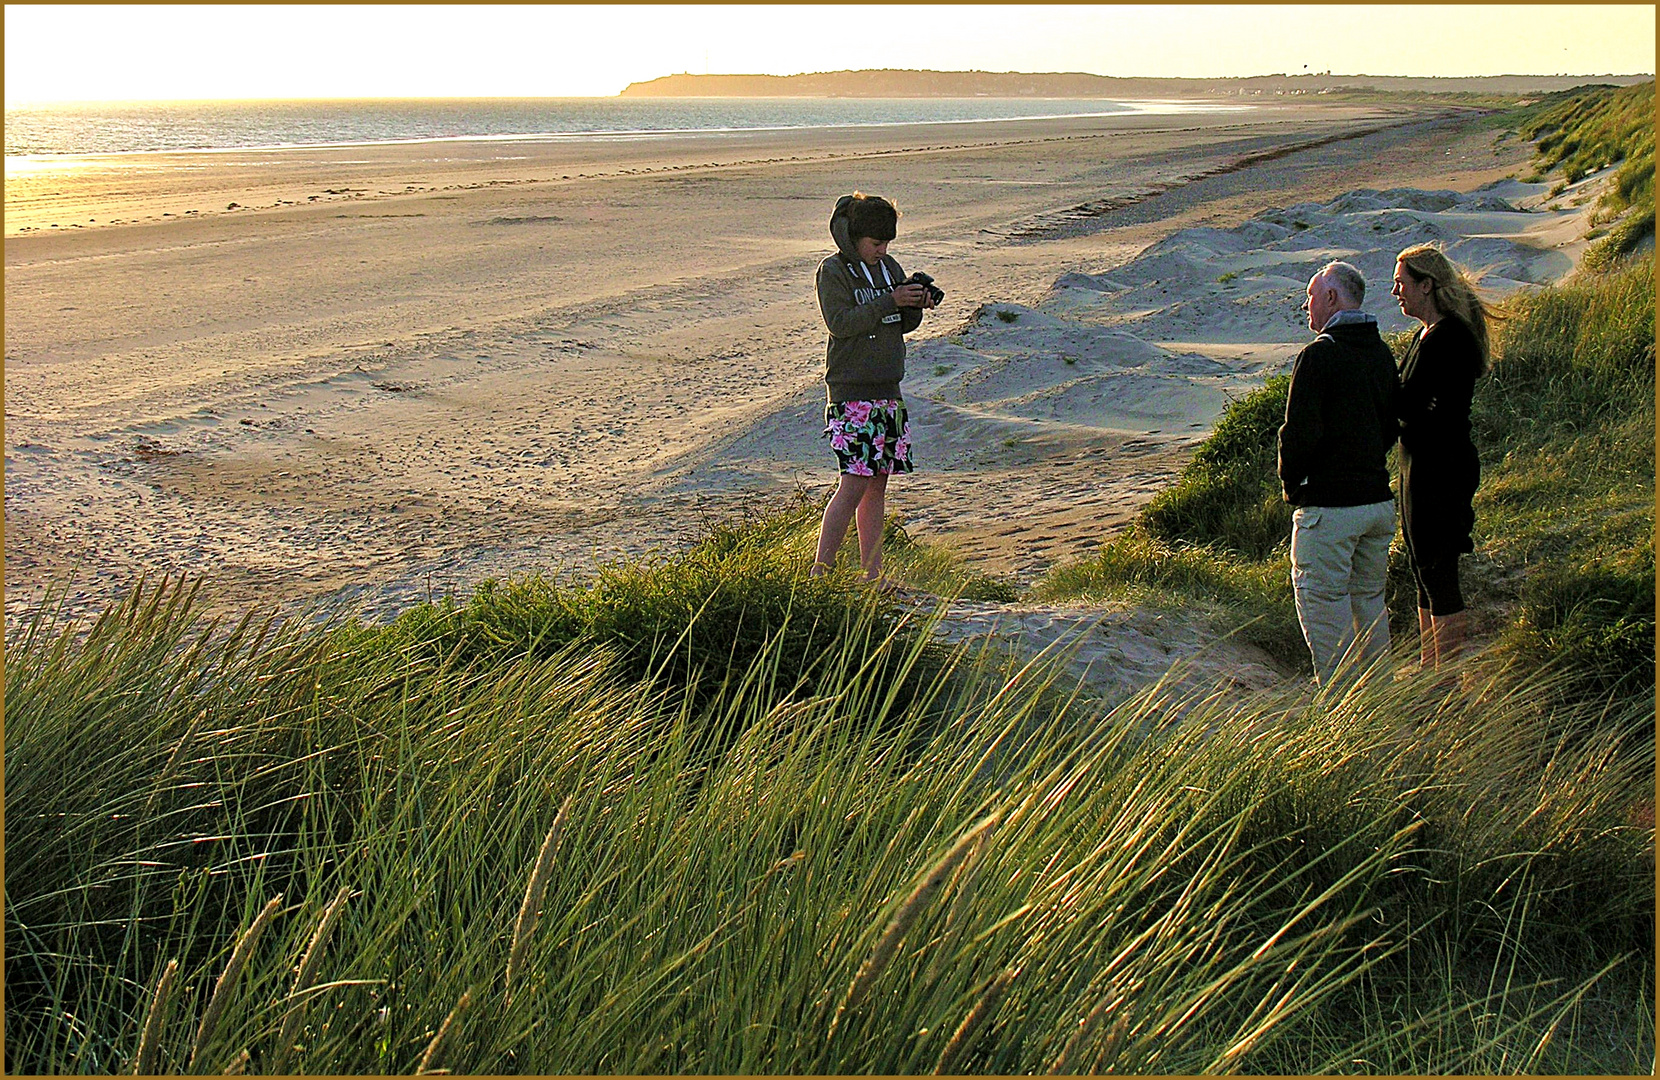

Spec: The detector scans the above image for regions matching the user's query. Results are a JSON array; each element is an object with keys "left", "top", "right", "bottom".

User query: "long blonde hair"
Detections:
[{"left": 1396, "top": 243, "right": 1493, "bottom": 374}]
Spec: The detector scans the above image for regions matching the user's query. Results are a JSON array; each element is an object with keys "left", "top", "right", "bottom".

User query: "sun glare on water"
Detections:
[{"left": 4, "top": 155, "right": 105, "bottom": 179}]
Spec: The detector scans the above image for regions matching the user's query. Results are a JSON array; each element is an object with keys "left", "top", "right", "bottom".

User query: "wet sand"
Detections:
[{"left": 4, "top": 98, "right": 1567, "bottom": 629}]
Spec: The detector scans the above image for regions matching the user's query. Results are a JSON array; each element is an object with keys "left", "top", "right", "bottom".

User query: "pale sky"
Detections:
[{"left": 5, "top": 4, "right": 1653, "bottom": 104}]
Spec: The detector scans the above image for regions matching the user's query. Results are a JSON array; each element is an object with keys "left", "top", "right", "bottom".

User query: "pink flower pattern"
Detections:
[{"left": 823, "top": 398, "right": 913, "bottom": 476}]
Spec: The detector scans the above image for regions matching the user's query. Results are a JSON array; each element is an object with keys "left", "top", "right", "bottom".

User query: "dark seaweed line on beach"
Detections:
[{"left": 992, "top": 114, "right": 1471, "bottom": 243}]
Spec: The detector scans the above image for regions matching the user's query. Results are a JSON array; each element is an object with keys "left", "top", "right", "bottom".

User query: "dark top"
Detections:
[
  {"left": 1397, "top": 316, "right": 1482, "bottom": 556},
  {"left": 816, "top": 194, "right": 924, "bottom": 403},
  {"left": 1277, "top": 318, "right": 1400, "bottom": 508}
]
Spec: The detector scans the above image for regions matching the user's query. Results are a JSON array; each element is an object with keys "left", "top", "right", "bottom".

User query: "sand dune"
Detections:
[{"left": 1048, "top": 180, "right": 1584, "bottom": 349}]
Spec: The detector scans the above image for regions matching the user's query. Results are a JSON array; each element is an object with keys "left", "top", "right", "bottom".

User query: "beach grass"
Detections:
[
  {"left": 1520, "top": 81, "right": 1656, "bottom": 267},
  {"left": 1471, "top": 256, "right": 1656, "bottom": 700},
  {"left": 6, "top": 567, "right": 1652, "bottom": 1073},
  {"left": 1522, "top": 82, "right": 1654, "bottom": 199}
]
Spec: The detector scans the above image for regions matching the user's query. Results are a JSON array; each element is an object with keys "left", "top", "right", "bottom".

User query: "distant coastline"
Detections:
[{"left": 621, "top": 68, "right": 1653, "bottom": 98}]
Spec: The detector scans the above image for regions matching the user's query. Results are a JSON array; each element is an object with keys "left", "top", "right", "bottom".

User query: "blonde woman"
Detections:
[{"left": 1390, "top": 243, "right": 1490, "bottom": 669}]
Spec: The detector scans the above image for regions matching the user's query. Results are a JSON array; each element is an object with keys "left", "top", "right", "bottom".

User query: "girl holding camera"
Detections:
[{"left": 811, "top": 192, "right": 936, "bottom": 586}]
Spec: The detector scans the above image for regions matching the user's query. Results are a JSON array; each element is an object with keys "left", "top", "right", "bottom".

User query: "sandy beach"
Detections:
[{"left": 4, "top": 98, "right": 1594, "bottom": 645}]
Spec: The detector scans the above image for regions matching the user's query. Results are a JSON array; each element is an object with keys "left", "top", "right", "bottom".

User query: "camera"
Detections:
[{"left": 905, "top": 271, "right": 945, "bottom": 307}]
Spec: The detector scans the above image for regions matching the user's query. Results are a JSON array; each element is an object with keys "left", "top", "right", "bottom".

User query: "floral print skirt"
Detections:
[{"left": 823, "top": 398, "right": 913, "bottom": 476}]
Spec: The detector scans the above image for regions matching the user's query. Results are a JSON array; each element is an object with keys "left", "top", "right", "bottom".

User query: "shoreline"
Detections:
[
  {"left": 4, "top": 101, "right": 1565, "bottom": 628},
  {"left": 4, "top": 98, "right": 1252, "bottom": 165}
]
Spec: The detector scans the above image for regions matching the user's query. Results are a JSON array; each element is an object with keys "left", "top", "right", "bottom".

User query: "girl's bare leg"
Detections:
[
  {"left": 812, "top": 474, "right": 875, "bottom": 575},
  {"left": 854, "top": 472, "right": 891, "bottom": 581}
]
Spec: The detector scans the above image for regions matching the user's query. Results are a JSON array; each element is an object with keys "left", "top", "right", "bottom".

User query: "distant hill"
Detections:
[{"left": 620, "top": 69, "right": 1653, "bottom": 99}]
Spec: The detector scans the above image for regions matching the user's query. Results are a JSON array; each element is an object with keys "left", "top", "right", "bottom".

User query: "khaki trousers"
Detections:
[{"left": 1289, "top": 500, "right": 1396, "bottom": 685}]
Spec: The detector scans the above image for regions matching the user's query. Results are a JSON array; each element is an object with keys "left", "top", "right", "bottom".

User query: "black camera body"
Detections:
[{"left": 905, "top": 271, "right": 946, "bottom": 307}]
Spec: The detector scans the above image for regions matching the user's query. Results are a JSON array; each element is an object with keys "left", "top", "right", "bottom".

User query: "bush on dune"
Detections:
[
  {"left": 1512, "top": 557, "right": 1655, "bottom": 698},
  {"left": 1523, "top": 81, "right": 1654, "bottom": 193},
  {"left": 1032, "top": 525, "right": 1305, "bottom": 665},
  {"left": 351, "top": 518, "right": 948, "bottom": 732},
  {"left": 1582, "top": 205, "right": 1655, "bottom": 273},
  {"left": 352, "top": 491, "right": 1011, "bottom": 729},
  {"left": 1138, "top": 374, "right": 1292, "bottom": 561}
]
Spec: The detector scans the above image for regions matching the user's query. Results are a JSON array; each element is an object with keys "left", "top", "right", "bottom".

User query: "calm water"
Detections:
[{"left": 5, "top": 96, "right": 1245, "bottom": 159}]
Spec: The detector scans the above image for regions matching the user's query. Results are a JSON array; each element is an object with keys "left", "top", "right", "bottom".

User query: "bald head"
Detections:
[{"left": 1305, "top": 261, "right": 1365, "bottom": 332}]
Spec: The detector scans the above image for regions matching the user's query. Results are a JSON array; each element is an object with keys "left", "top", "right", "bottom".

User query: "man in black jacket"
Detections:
[{"left": 1277, "top": 261, "right": 1399, "bottom": 685}]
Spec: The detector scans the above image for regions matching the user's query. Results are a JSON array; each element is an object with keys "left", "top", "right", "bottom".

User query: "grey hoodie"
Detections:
[{"left": 816, "top": 194, "right": 924, "bottom": 403}]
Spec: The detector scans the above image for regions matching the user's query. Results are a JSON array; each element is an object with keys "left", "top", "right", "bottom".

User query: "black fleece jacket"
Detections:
[{"left": 1277, "top": 318, "right": 1400, "bottom": 507}]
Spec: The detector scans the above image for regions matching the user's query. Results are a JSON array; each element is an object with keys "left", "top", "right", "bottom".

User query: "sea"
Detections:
[{"left": 4, "top": 96, "right": 1246, "bottom": 161}]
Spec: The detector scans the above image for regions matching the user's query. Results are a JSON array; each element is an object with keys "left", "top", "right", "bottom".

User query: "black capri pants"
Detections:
[
  {"left": 1399, "top": 452, "right": 1476, "bottom": 618},
  {"left": 1409, "top": 550, "right": 1464, "bottom": 616}
]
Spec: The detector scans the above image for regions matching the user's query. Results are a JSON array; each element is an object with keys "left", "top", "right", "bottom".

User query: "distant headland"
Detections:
[{"left": 620, "top": 68, "right": 1653, "bottom": 98}]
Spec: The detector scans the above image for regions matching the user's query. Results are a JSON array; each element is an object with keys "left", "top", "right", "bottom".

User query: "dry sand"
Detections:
[{"left": 4, "top": 99, "right": 1600, "bottom": 691}]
